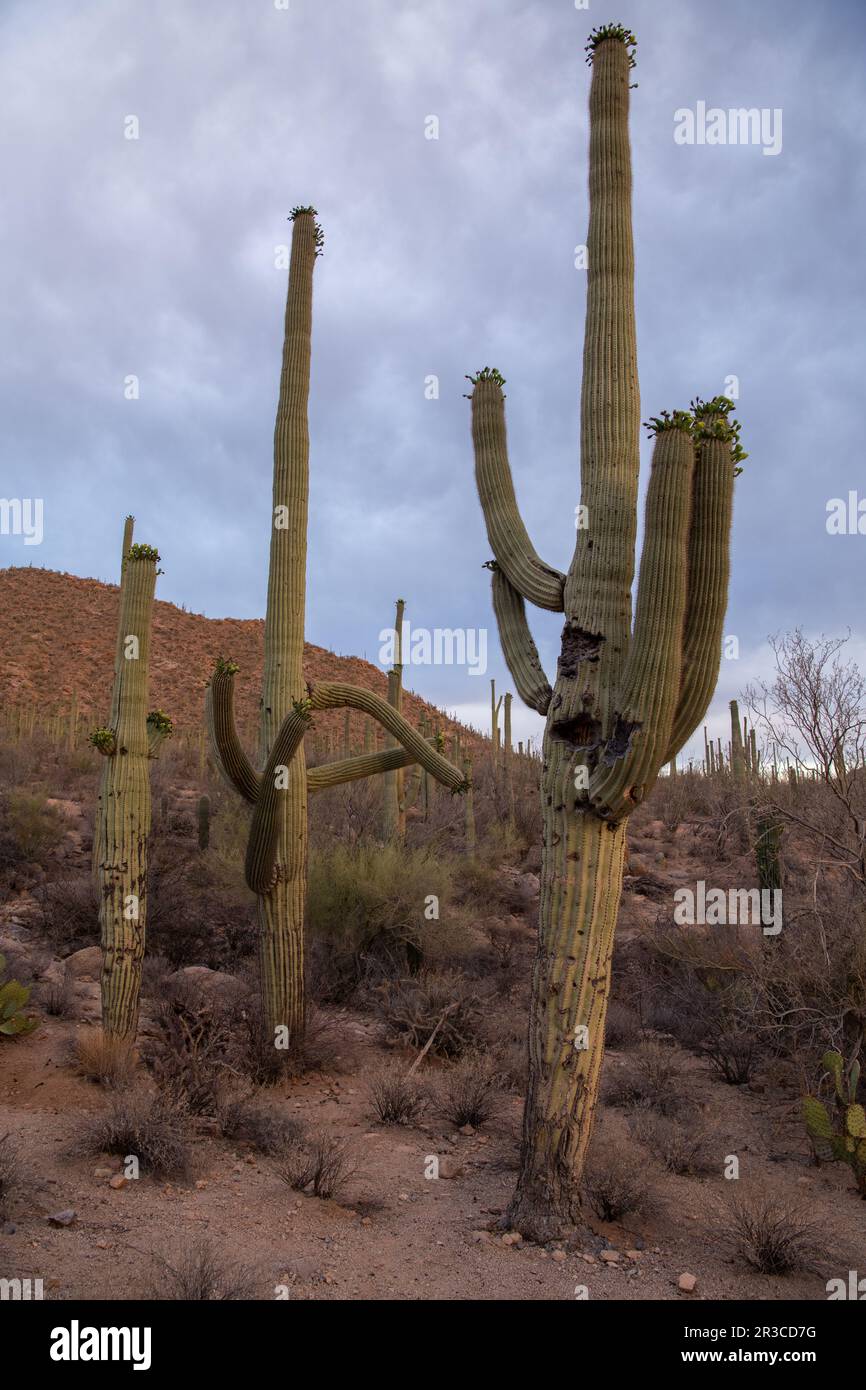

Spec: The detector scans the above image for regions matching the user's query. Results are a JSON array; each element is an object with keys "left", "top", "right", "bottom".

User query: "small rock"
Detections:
[
  {"left": 458, "top": 1124, "right": 475, "bottom": 1137},
  {"left": 551, "top": 1249, "right": 567, "bottom": 1264},
  {"left": 360, "top": 1217, "right": 372, "bottom": 1228},
  {"left": 625, "top": 1249, "right": 642, "bottom": 1261},
  {"left": 195, "top": 1180, "right": 208, "bottom": 1191},
  {"left": 48, "top": 1210, "right": 76, "bottom": 1227},
  {"left": 600, "top": 1250, "right": 621, "bottom": 1264},
  {"left": 501, "top": 1232, "right": 523, "bottom": 1247},
  {"left": 2, "top": 1222, "right": 17, "bottom": 1235},
  {"left": 93, "top": 1167, "right": 113, "bottom": 1179},
  {"left": 470, "top": 1230, "right": 492, "bottom": 1244},
  {"left": 108, "top": 1176, "right": 128, "bottom": 1190},
  {"left": 678, "top": 1272, "right": 698, "bottom": 1293}
]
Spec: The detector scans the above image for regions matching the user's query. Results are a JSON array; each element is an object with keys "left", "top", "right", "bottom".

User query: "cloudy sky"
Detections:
[{"left": 2, "top": 0, "right": 864, "bottom": 753}]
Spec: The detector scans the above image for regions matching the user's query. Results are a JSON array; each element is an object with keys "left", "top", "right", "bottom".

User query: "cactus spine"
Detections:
[
  {"left": 208, "top": 210, "right": 466, "bottom": 1048},
  {"left": 468, "top": 26, "right": 738, "bottom": 1239},
  {"left": 91, "top": 537, "right": 168, "bottom": 1040}
]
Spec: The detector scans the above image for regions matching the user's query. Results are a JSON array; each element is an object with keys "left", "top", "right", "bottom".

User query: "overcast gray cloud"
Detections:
[{"left": 2, "top": 0, "right": 864, "bottom": 752}]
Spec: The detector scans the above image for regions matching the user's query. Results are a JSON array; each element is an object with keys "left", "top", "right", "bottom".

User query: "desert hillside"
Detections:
[{"left": 0, "top": 567, "right": 468, "bottom": 746}]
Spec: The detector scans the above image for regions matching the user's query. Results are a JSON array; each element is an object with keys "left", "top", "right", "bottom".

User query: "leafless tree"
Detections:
[{"left": 745, "top": 629, "right": 866, "bottom": 884}]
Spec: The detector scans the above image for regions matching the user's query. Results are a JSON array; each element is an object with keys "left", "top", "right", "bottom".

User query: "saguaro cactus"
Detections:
[
  {"left": 468, "top": 25, "right": 741, "bottom": 1239},
  {"left": 208, "top": 209, "right": 465, "bottom": 1048},
  {"left": 91, "top": 531, "right": 171, "bottom": 1039},
  {"left": 730, "top": 699, "right": 746, "bottom": 780}
]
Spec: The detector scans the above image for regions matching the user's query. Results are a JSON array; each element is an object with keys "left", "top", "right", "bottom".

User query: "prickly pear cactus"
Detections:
[
  {"left": 803, "top": 1051, "right": 866, "bottom": 1197},
  {"left": 0, "top": 956, "right": 37, "bottom": 1038}
]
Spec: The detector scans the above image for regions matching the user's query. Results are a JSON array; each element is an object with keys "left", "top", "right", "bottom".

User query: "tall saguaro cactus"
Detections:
[
  {"left": 91, "top": 529, "right": 171, "bottom": 1039},
  {"left": 208, "top": 209, "right": 466, "bottom": 1048},
  {"left": 468, "top": 26, "right": 741, "bottom": 1239}
]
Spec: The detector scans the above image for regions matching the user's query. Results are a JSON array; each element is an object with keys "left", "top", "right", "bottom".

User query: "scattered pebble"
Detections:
[{"left": 48, "top": 1210, "right": 76, "bottom": 1227}]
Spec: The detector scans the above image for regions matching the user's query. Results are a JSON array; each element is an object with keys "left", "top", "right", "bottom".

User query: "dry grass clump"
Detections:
[
  {"left": 0, "top": 1133, "right": 21, "bottom": 1219},
  {"left": 437, "top": 1056, "right": 498, "bottom": 1129},
  {"left": 275, "top": 1132, "right": 356, "bottom": 1201},
  {"left": 367, "top": 1065, "right": 426, "bottom": 1126},
  {"left": 147, "top": 1238, "right": 259, "bottom": 1300},
  {"left": 78, "top": 1090, "right": 191, "bottom": 1180},
  {"left": 583, "top": 1141, "right": 652, "bottom": 1222},
  {"left": 628, "top": 1110, "right": 716, "bottom": 1176},
  {"left": 216, "top": 1097, "right": 303, "bottom": 1155},
  {"left": 717, "top": 1192, "right": 819, "bottom": 1275},
  {"left": 74, "top": 1029, "right": 137, "bottom": 1088}
]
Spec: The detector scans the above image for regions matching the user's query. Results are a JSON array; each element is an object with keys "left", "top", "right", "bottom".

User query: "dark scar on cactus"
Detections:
[
  {"left": 558, "top": 623, "right": 604, "bottom": 680},
  {"left": 550, "top": 713, "right": 602, "bottom": 750},
  {"left": 599, "top": 716, "right": 642, "bottom": 766}
]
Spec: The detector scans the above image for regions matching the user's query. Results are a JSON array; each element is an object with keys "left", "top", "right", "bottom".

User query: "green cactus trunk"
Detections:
[
  {"left": 730, "top": 699, "right": 746, "bottom": 780},
  {"left": 256, "top": 210, "right": 317, "bottom": 1045},
  {"left": 95, "top": 547, "right": 159, "bottom": 1040},
  {"left": 470, "top": 29, "right": 737, "bottom": 1240}
]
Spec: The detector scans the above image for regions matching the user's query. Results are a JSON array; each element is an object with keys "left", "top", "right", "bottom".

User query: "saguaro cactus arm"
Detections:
[
  {"left": 663, "top": 406, "right": 739, "bottom": 761},
  {"left": 207, "top": 660, "right": 261, "bottom": 804},
  {"left": 147, "top": 710, "right": 173, "bottom": 759},
  {"left": 307, "top": 738, "right": 443, "bottom": 791},
  {"left": 245, "top": 702, "right": 312, "bottom": 894},
  {"left": 489, "top": 565, "right": 553, "bottom": 714},
  {"left": 306, "top": 681, "right": 466, "bottom": 792},
  {"left": 469, "top": 369, "right": 565, "bottom": 612},
  {"left": 589, "top": 418, "right": 694, "bottom": 819}
]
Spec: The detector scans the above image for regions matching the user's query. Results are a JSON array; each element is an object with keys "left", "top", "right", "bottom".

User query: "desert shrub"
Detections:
[
  {"left": 216, "top": 1098, "right": 303, "bottom": 1155},
  {"left": 438, "top": 1056, "right": 498, "bottom": 1128},
  {"left": 143, "top": 992, "right": 232, "bottom": 1115},
  {"left": 452, "top": 857, "right": 526, "bottom": 916},
  {"left": 146, "top": 847, "right": 257, "bottom": 970},
  {"left": 628, "top": 1111, "right": 715, "bottom": 1176},
  {"left": 0, "top": 791, "right": 65, "bottom": 864},
  {"left": 583, "top": 1143, "right": 651, "bottom": 1221},
  {"left": 306, "top": 843, "right": 452, "bottom": 1001},
  {"left": 74, "top": 1030, "right": 137, "bottom": 1087},
  {"left": 720, "top": 1194, "right": 817, "bottom": 1275},
  {"left": 367, "top": 1065, "right": 426, "bottom": 1126},
  {"left": 699, "top": 1023, "right": 759, "bottom": 1085},
  {"left": 148, "top": 1238, "right": 258, "bottom": 1300},
  {"left": 276, "top": 1133, "right": 356, "bottom": 1200},
  {"left": 80, "top": 1091, "right": 191, "bottom": 1179},
  {"left": 43, "top": 974, "right": 75, "bottom": 1018},
  {"left": 0, "top": 1133, "right": 21, "bottom": 1218},
  {"left": 605, "top": 1002, "right": 641, "bottom": 1049},
  {"left": 369, "top": 970, "right": 483, "bottom": 1058},
  {"left": 603, "top": 1039, "right": 688, "bottom": 1116},
  {"left": 230, "top": 997, "right": 340, "bottom": 1085},
  {"left": 31, "top": 874, "right": 98, "bottom": 954}
]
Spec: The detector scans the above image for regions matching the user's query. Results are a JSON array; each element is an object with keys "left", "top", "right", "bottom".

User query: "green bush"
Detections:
[{"left": 306, "top": 843, "right": 453, "bottom": 999}]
